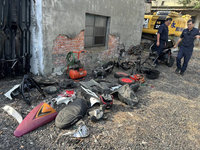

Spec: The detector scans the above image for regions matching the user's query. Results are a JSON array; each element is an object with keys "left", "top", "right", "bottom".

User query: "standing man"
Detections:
[
  {"left": 156, "top": 18, "right": 172, "bottom": 56},
  {"left": 174, "top": 20, "right": 200, "bottom": 76}
]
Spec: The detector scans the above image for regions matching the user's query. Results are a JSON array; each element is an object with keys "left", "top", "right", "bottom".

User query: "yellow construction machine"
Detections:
[{"left": 142, "top": 11, "right": 191, "bottom": 41}]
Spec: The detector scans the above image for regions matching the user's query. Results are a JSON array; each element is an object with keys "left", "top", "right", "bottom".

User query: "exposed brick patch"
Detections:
[
  {"left": 52, "top": 31, "right": 84, "bottom": 69},
  {"left": 52, "top": 31, "right": 119, "bottom": 71},
  {"left": 53, "top": 31, "right": 84, "bottom": 55},
  {"left": 104, "top": 34, "right": 120, "bottom": 59}
]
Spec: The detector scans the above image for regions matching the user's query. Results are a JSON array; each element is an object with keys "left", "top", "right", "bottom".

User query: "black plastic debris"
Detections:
[
  {"left": 92, "top": 61, "right": 114, "bottom": 79},
  {"left": 4, "top": 74, "right": 45, "bottom": 105}
]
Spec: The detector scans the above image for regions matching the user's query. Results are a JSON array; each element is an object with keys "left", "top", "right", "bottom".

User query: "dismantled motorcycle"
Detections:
[
  {"left": 127, "top": 45, "right": 143, "bottom": 55},
  {"left": 129, "top": 49, "right": 160, "bottom": 80},
  {"left": 80, "top": 80, "right": 113, "bottom": 109},
  {"left": 92, "top": 61, "right": 115, "bottom": 79},
  {"left": 115, "top": 44, "right": 133, "bottom": 70},
  {"left": 143, "top": 40, "right": 175, "bottom": 68}
]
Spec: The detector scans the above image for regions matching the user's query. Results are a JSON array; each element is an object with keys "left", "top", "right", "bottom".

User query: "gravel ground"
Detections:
[{"left": 0, "top": 49, "right": 200, "bottom": 150}]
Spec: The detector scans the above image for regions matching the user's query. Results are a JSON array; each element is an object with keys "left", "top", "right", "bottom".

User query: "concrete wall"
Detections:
[
  {"left": 30, "top": 0, "right": 44, "bottom": 75},
  {"left": 195, "top": 15, "right": 200, "bottom": 28},
  {"left": 181, "top": 11, "right": 200, "bottom": 28},
  {"left": 42, "top": 0, "right": 145, "bottom": 74},
  {"left": 152, "top": 0, "right": 195, "bottom": 7},
  {"left": 145, "top": 3, "right": 152, "bottom": 14},
  {"left": 190, "top": 12, "right": 200, "bottom": 28}
]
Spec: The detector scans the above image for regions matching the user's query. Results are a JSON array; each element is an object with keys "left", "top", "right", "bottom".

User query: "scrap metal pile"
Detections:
[{"left": 2, "top": 41, "right": 175, "bottom": 138}]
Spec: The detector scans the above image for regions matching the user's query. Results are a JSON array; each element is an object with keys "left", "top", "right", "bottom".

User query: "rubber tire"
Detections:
[
  {"left": 118, "top": 77, "right": 135, "bottom": 85},
  {"left": 146, "top": 69, "right": 160, "bottom": 80},
  {"left": 114, "top": 72, "right": 129, "bottom": 78},
  {"left": 166, "top": 56, "right": 175, "bottom": 67}
]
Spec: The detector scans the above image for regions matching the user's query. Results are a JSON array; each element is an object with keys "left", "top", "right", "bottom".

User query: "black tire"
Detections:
[
  {"left": 146, "top": 69, "right": 160, "bottom": 80},
  {"left": 166, "top": 56, "right": 174, "bottom": 67},
  {"left": 114, "top": 72, "right": 129, "bottom": 78},
  {"left": 118, "top": 77, "right": 135, "bottom": 85}
]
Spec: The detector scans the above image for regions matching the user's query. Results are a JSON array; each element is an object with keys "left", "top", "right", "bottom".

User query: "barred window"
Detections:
[{"left": 85, "top": 13, "right": 109, "bottom": 48}]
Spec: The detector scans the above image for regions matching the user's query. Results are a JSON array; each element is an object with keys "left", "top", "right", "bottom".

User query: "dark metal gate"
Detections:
[{"left": 0, "top": 0, "right": 31, "bottom": 78}]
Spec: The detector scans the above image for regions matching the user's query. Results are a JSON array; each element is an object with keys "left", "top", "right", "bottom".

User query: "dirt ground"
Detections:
[{"left": 0, "top": 49, "right": 200, "bottom": 150}]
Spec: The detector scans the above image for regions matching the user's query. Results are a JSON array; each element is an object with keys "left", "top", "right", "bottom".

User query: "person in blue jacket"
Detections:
[
  {"left": 174, "top": 20, "right": 200, "bottom": 76},
  {"left": 156, "top": 18, "right": 172, "bottom": 56}
]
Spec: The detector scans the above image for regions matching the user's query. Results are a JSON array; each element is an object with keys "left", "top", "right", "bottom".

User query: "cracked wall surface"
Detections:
[{"left": 42, "top": 0, "right": 145, "bottom": 74}]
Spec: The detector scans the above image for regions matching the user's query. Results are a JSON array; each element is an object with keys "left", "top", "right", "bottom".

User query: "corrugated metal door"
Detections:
[{"left": 0, "top": 0, "right": 31, "bottom": 78}]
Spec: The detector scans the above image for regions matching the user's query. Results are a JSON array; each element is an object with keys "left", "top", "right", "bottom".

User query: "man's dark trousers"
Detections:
[
  {"left": 155, "top": 40, "right": 166, "bottom": 64},
  {"left": 156, "top": 40, "right": 166, "bottom": 55},
  {"left": 176, "top": 46, "right": 193, "bottom": 73}
]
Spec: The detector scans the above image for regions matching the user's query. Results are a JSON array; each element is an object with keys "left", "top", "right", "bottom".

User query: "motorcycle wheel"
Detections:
[{"left": 166, "top": 56, "right": 174, "bottom": 67}]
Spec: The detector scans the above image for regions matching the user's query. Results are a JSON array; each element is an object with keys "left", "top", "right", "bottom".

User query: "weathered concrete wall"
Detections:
[
  {"left": 181, "top": 11, "right": 200, "bottom": 28},
  {"left": 194, "top": 13, "right": 200, "bottom": 28},
  {"left": 145, "top": 3, "right": 152, "bottom": 14},
  {"left": 30, "top": 0, "right": 44, "bottom": 75},
  {"left": 42, "top": 0, "right": 145, "bottom": 74},
  {"left": 195, "top": 15, "right": 200, "bottom": 28},
  {"left": 194, "top": 14, "right": 200, "bottom": 47},
  {"left": 52, "top": 31, "right": 120, "bottom": 72}
]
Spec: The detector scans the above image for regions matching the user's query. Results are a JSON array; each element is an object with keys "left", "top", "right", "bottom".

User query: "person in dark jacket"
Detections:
[
  {"left": 174, "top": 20, "right": 200, "bottom": 76},
  {"left": 156, "top": 18, "right": 172, "bottom": 56}
]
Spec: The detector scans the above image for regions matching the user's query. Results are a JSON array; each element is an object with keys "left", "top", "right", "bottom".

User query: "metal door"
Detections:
[{"left": 0, "top": 0, "right": 31, "bottom": 78}]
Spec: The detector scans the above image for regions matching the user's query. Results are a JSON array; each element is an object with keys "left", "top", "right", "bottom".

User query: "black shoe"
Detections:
[
  {"left": 180, "top": 71, "right": 184, "bottom": 76},
  {"left": 175, "top": 68, "right": 180, "bottom": 74}
]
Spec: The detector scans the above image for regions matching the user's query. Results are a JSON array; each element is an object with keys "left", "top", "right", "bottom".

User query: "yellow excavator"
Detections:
[{"left": 142, "top": 11, "right": 191, "bottom": 42}]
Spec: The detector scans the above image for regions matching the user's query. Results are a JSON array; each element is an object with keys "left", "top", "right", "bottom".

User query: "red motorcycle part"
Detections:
[
  {"left": 130, "top": 74, "right": 145, "bottom": 83},
  {"left": 114, "top": 72, "right": 129, "bottom": 78},
  {"left": 118, "top": 78, "right": 135, "bottom": 85},
  {"left": 14, "top": 102, "right": 57, "bottom": 137},
  {"left": 99, "top": 95, "right": 113, "bottom": 109},
  {"left": 59, "top": 90, "right": 75, "bottom": 97}
]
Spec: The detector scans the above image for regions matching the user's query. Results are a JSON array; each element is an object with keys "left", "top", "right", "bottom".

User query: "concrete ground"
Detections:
[{"left": 0, "top": 49, "right": 200, "bottom": 150}]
